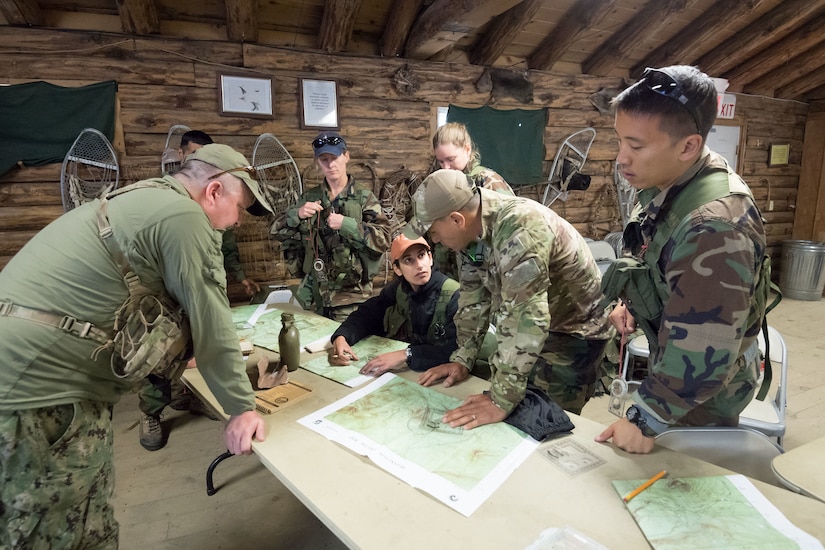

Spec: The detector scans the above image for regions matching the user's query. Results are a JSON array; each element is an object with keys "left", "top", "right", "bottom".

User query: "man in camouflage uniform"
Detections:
[
  {"left": 139, "top": 129, "right": 262, "bottom": 452},
  {"left": 0, "top": 144, "right": 272, "bottom": 547},
  {"left": 271, "top": 131, "right": 390, "bottom": 321},
  {"left": 408, "top": 169, "right": 613, "bottom": 428},
  {"left": 596, "top": 65, "right": 768, "bottom": 454}
]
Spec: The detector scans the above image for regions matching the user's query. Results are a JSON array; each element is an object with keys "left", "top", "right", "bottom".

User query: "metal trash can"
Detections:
[{"left": 779, "top": 240, "right": 825, "bottom": 301}]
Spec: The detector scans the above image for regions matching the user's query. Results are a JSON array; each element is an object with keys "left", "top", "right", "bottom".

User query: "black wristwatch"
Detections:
[
  {"left": 626, "top": 405, "right": 656, "bottom": 438},
  {"left": 405, "top": 346, "right": 412, "bottom": 365}
]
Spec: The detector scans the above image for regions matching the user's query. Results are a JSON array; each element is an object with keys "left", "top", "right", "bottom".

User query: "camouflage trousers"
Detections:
[
  {"left": 138, "top": 373, "right": 182, "bottom": 416},
  {"left": 0, "top": 400, "right": 118, "bottom": 549},
  {"left": 529, "top": 332, "right": 609, "bottom": 415}
]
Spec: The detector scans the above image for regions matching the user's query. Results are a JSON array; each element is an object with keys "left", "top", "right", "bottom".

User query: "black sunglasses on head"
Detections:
[
  {"left": 208, "top": 165, "right": 259, "bottom": 181},
  {"left": 312, "top": 136, "right": 344, "bottom": 149},
  {"left": 641, "top": 67, "right": 701, "bottom": 133}
]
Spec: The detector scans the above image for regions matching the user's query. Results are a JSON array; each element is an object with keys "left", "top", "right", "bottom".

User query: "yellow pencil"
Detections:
[{"left": 623, "top": 470, "right": 667, "bottom": 503}]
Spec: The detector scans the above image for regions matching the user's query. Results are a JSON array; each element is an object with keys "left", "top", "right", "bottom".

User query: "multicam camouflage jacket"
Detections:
[
  {"left": 615, "top": 149, "right": 767, "bottom": 426},
  {"left": 451, "top": 189, "right": 612, "bottom": 413},
  {"left": 271, "top": 176, "right": 390, "bottom": 312}
]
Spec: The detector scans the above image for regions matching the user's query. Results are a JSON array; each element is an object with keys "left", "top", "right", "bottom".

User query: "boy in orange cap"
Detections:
[{"left": 329, "top": 234, "right": 459, "bottom": 376}]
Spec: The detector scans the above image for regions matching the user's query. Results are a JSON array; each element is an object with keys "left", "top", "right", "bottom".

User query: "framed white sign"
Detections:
[
  {"left": 218, "top": 73, "right": 274, "bottom": 119},
  {"left": 299, "top": 78, "right": 339, "bottom": 130}
]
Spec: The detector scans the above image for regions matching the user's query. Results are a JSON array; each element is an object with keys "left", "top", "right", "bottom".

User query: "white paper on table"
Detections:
[
  {"left": 305, "top": 335, "right": 333, "bottom": 353},
  {"left": 728, "top": 475, "right": 824, "bottom": 550},
  {"left": 298, "top": 373, "right": 538, "bottom": 516}
]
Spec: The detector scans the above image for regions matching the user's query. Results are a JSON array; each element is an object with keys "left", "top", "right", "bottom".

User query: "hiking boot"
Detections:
[{"left": 139, "top": 414, "right": 165, "bottom": 451}]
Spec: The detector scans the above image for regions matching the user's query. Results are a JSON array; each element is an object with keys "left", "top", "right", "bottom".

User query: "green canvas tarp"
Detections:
[
  {"left": 447, "top": 104, "right": 547, "bottom": 186},
  {"left": 0, "top": 80, "right": 117, "bottom": 177}
]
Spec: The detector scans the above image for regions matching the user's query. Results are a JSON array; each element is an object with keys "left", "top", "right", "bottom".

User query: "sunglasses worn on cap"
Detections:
[
  {"left": 208, "top": 165, "right": 259, "bottom": 181},
  {"left": 641, "top": 67, "right": 701, "bottom": 133},
  {"left": 312, "top": 136, "right": 344, "bottom": 149}
]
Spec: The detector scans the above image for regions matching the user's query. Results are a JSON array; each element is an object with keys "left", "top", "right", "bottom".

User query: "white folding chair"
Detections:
[
  {"left": 586, "top": 240, "right": 616, "bottom": 275},
  {"left": 624, "top": 328, "right": 788, "bottom": 449},
  {"left": 739, "top": 326, "right": 788, "bottom": 449},
  {"left": 656, "top": 426, "right": 783, "bottom": 486},
  {"left": 620, "top": 333, "right": 649, "bottom": 385},
  {"left": 264, "top": 287, "right": 295, "bottom": 305}
]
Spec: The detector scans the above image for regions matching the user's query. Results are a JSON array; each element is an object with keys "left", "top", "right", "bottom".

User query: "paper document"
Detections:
[
  {"left": 298, "top": 373, "right": 538, "bottom": 516},
  {"left": 231, "top": 304, "right": 339, "bottom": 353},
  {"left": 613, "top": 474, "right": 824, "bottom": 549},
  {"left": 300, "top": 335, "right": 407, "bottom": 387}
]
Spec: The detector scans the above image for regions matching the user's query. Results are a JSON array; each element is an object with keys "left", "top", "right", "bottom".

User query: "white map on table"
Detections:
[
  {"left": 300, "top": 335, "right": 408, "bottom": 387},
  {"left": 298, "top": 374, "right": 538, "bottom": 516},
  {"left": 613, "top": 474, "right": 823, "bottom": 549},
  {"left": 231, "top": 304, "right": 339, "bottom": 353}
]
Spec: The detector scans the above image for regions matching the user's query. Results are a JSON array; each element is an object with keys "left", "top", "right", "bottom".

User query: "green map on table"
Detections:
[
  {"left": 613, "top": 474, "right": 821, "bottom": 549},
  {"left": 231, "top": 304, "right": 339, "bottom": 353},
  {"left": 298, "top": 374, "right": 538, "bottom": 516},
  {"left": 300, "top": 335, "right": 408, "bottom": 387}
]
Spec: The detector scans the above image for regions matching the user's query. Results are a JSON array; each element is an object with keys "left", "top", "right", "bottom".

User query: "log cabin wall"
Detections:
[{"left": 0, "top": 27, "right": 809, "bottom": 300}]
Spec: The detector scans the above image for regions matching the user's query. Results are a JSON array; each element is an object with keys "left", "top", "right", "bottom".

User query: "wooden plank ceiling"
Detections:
[{"left": 2, "top": 0, "right": 825, "bottom": 102}]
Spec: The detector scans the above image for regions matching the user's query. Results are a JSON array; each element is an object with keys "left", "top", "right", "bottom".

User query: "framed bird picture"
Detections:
[{"left": 218, "top": 73, "right": 274, "bottom": 119}]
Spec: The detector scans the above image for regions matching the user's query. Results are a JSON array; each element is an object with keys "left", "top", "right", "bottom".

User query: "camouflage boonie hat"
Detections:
[
  {"left": 403, "top": 169, "right": 476, "bottom": 238},
  {"left": 187, "top": 143, "right": 274, "bottom": 216}
]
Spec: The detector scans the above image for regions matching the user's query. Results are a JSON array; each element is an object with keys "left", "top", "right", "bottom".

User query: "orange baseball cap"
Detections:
[{"left": 390, "top": 234, "right": 430, "bottom": 263}]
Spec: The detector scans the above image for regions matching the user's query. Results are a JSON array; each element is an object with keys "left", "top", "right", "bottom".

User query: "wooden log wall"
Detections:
[{"left": 0, "top": 27, "right": 808, "bottom": 299}]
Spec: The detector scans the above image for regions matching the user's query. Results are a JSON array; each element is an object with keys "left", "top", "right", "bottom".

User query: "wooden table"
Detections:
[
  {"left": 183, "top": 361, "right": 825, "bottom": 549},
  {"left": 772, "top": 435, "right": 825, "bottom": 503}
]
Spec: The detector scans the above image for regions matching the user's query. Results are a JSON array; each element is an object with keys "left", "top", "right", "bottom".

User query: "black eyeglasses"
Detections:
[
  {"left": 208, "top": 165, "right": 259, "bottom": 181},
  {"left": 312, "top": 136, "right": 344, "bottom": 149},
  {"left": 641, "top": 67, "right": 701, "bottom": 133}
]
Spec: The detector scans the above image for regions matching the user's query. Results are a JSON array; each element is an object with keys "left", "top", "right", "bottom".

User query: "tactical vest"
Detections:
[
  {"left": 601, "top": 166, "right": 777, "bottom": 398},
  {"left": 296, "top": 180, "right": 379, "bottom": 312},
  {"left": 93, "top": 181, "right": 193, "bottom": 382},
  {"left": 383, "top": 278, "right": 459, "bottom": 345}
]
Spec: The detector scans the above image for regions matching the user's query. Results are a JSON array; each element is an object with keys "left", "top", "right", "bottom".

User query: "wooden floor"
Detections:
[{"left": 111, "top": 297, "right": 825, "bottom": 549}]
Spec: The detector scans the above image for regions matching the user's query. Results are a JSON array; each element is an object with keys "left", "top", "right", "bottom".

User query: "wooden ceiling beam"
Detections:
[
  {"left": 319, "top": 0, "right": 362, "bottom": 53},
  {"left": 225, "top": 0, "right": 258, "bottom": 42},
  {"left": 583, "top": 0, "right": 699, "bottom": 77},
  {"left": 776, "top": 63, "right": 825, "bottom": 101},
  {"left": 115, "top": 0, "right": 159, "bottom": 35},
  {"left": 804, "top": 83, "right": 825, "bottom": 103},
  {"left": 723, "top": 14, "right": 825, "bottom": 92},
  {"left": 632, "top": 0, "right": 764, "bottom": 80},
  {"left": 695, "top": 0, "right": 823, "bottom": 77},
  {"left": 404, "top": 0, "right": 521, "bottom": 60},
  {"left": 527, "top": 0, "right": 618, "bottom": 72},
  {"left": 380, "top": 0, "right": 424, "bottom": 58},
  {"left": 744, "top": 41, "right": 825, "bottom": 98},
  {"left": 0, "top": 0, "right": 43, "bottom": 26},
  {"left": 469, "top": 0, "right": 542, "bottom": 67}
]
